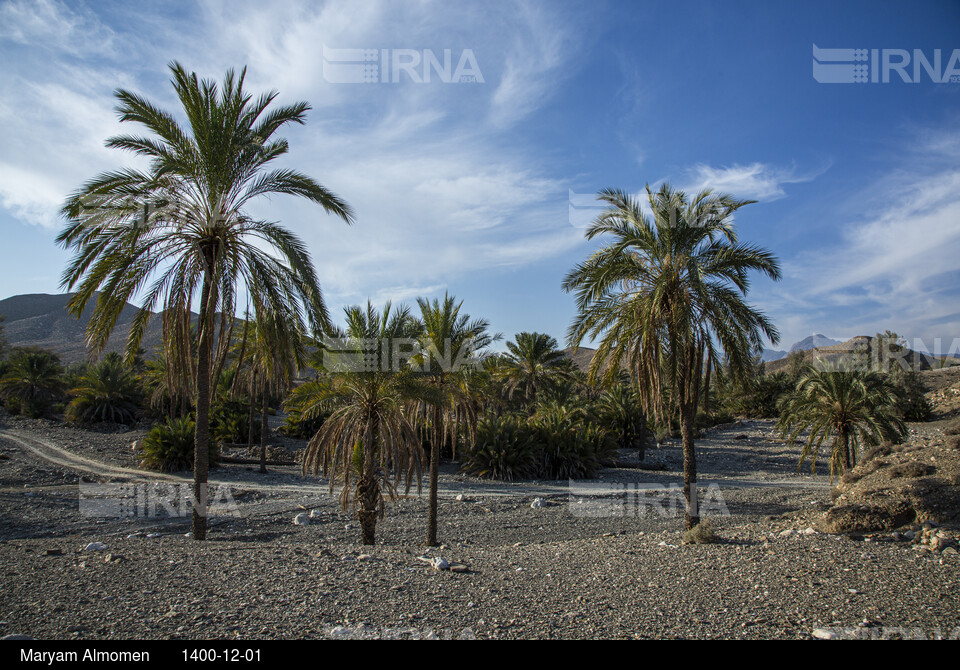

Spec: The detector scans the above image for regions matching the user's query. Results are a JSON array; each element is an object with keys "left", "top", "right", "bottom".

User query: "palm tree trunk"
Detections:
[
  {"left": 192, "top": 256, "right": 215, "bottom": 541},
  {"left": 680, "top": 400, "right": 699, "bottom": 530},
  {"left": 259, "top": 379, "right": 269, "bottom": 473},
  {"left": 358, "top": 416, "right": 378, "bottom": 545},
  {"left": 247, "top": 376, "right": 255, "bottom": 448},
  {"left": 426, "top": 403, "right": 441, "bottom": 547}
]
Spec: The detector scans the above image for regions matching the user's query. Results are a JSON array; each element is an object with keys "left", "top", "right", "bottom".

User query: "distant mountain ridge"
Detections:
[
  {"left": 762, "top": 334, "right": 842, "bottom": 362},
  {"left": 0, "top": 293, "right": 170, "bottom": 364}
]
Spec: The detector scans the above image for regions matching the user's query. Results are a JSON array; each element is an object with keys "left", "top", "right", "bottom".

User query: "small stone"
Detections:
[
  {"left": 293, "top": 513, "right": 311, "bottom": 525},
  {"left": 812, "top": 628, "right": 838, "bottom": 640},
  {"left": 82, "top": 542, "right": 107, "bottom": 552},
  {"left": 104, "top": 553, "right": 125, "bottom": 563},
  {"left": 357, "top": 554, "right": 373, "bottom": 562},
  {"left": 309, "top": 509, "right": 322, "bottom": 519},
  {"left": 42, "top": 549, "right": 63, "bottom": 556},
  {"left": 530, "top": 498, "right": 547, "bottom": 509}
]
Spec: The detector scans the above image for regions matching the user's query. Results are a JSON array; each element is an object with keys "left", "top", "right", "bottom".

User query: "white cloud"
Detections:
[{"left": 684, "top": 162, "right": 824, "bottom": 201}]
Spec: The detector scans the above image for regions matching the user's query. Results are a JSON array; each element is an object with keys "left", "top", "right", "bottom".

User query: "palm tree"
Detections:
[
  {"left": 776, "top": 366, "right": 906, "bottom": 481},
  {"left": 236, "top": 309, "right": 306, "bottom": 472},
  {"left": 496, "top": 332, "right": 574, "bottom": 407},
  {"left": 296, "top": 302, "right": 425, "bottom": 545},
  {"left": 0, "top": 348, "right": 64, "bottom": 417},
  {"left": 57, "top": 63, "right": 354, "bottom": 540},
  {"left": 563, "top": 185, "right": 781, "bottom": 529},
  {"left": 414, "top": 294, "right": 498, "bottom": 546},
  {"left": 597, "top": 383, "right": 648, "bottom": 460},
  {"left": 66, "top": 354, "right": 142, "bottom": 424}
]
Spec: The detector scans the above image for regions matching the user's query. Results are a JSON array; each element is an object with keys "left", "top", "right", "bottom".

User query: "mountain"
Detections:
[
  {"left": 761, "top": 348, "right": 788, "bottom": 362},
  {"left": 0, "top": 293, "right": 170, "bottom": 364},
  {"left": 765, "top": 335, "right": 951, "bottom": 374},
  {"left": 789, "top": 333, "right": 842, "bottom": 352}
]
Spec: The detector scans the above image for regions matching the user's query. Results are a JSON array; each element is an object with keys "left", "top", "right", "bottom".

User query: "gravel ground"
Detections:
[{"left": 0, "top": 411, "right": 957, "bottom": 640}]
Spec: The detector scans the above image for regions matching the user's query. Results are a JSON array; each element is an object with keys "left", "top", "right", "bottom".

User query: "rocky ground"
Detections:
[{"left": 0, "top": 411, "right": 957, "bottom": 640}]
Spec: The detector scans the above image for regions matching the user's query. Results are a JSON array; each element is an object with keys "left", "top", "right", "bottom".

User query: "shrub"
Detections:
[
  {"left": 140, "top": 417, "right": 218, "bottom": 472},
  {"left": 279, "top": 406, "right": 327, "bottom": 439},
  {"left": 891, "top": 370, "right": 932, "bottom": 422},
  {"left": 683, "top": 519, "right": 719, "bottom": 545},
  {"left": 462, "top": 415, "right": 538, "bottom": 481},
  {"left": 210, "top": 399, "right": 260, "bottom": 445}
]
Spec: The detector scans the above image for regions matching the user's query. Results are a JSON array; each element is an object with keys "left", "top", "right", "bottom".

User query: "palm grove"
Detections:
[{"left": 0, "top": 63, "right": 925, "bottom": 544}]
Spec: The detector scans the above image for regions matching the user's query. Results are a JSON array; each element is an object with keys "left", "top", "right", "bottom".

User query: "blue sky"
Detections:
[{"left": 0, "top": 0, "right": 958, "bottom": 354}]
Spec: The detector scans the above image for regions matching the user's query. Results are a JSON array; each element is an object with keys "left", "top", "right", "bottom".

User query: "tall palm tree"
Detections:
[
  {"left": 57, "top": 62, "right": 353, "bottom": 540},
  {"left": 776, "top": 366, "right": 906, "bottom": 481},
  {"left": 564, "top": 184, "right": 781, "bottom": 529},
  {"left": 296, "top": 302, "right": 425, "bottom": 545},
  {"left": 496, "top": 331, "right": 574, "bottom": 407},
  {"left": 415, "top": 294, "right": 498, "bottom": 546}
]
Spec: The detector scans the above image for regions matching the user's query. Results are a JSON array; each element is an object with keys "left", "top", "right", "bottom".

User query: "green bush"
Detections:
[
  {"left": 279, "top": 406, "right": 327, "bottom": 439},
  {"left": 140, "top": 417, "right": 218, "bottom": 472},
  {"left": 462, "top": 415, "right": 538, "bottom": 481},
  {"left": 463, "top": 411, "right": 617, "bottom": 481},
  {"left": 211, "top": 399, "right": 260, "bottom": 445}
]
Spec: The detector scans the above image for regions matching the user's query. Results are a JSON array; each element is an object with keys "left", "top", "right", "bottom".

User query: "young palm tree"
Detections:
[
  {"left": 0, "top": 348, "right": 64, "bottom": 417},
  {"left": 66, "top": 354, "right": 142, "bottom": 425},
  {"left": 597, "top": 383, "right": 648, "bottom": 460},
  {"left": 564, "top": 184, "right": 781, "bottom": 529},
  {"left": 777, "top": 366, "right": 906, "bottom": 481},
  {"left": 414, "top": 293, "right": 498, "bottom": 546},
  {"left": 296, "top": 302, "right": 425, "bottom": 545},
  {"left": 57, "top": 63, "right": 353, "bottom": 540},
  {"left": 236, "top": 308, "right": 307, "bottom": 472},
  {"left": 496, "top": 331, "right": 574, "bottom": 407}
]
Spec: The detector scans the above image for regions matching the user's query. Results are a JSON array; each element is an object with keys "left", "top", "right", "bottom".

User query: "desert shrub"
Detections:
[
  {"left": 140, "top": 417, "right": 218, "bottom": 472},
  {"left": 462, "top": 415, "right": 538, "bottom": 481},
  {"left": 683, "top": 519, "right": 719, "bottom": 544},
  {"left": 210, "top": 399, "right": 260, "bottom": 445},
  {"left": 865, "top": 441, "right": 898, "bottom": 461},
  {"left": 66, "top": 356, "right": 141, "bottom": 425},
  {"left": 888, "top": 462, "right": 934, "bottom": 479}
]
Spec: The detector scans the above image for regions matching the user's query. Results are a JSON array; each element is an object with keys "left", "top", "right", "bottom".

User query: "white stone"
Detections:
[
  {"left": 83, "top": 542, "right": 107, "bottom": 552},
  {"left": 293, "top": 513, "right": 311, "bottom": 525}
]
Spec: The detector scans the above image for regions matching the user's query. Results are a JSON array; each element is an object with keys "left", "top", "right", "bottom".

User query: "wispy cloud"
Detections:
[
  {"left": 770, "top": 130, "right": 960, "bottom": 344},
  {"left": 684, "top": 162, "right": 826, "bottom": 201}
]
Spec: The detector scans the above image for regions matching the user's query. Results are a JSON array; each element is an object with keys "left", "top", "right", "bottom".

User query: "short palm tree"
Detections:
[
  {"left": 564, "top": 184, "right": 781, "bottom": 529},
  {"left": 235, "top": 308, "right": 306, "bottom": 472},
  {"left": 66, "top": 354, "right": 141, "bottom": 424},
  {"left": 597, "top": 383, "right": 648, "bottom": 460},
  {"left": 496, "top": 332, "right": 574, "bottom": 406},
  {"left": 296, "top": 302, "right": 425, "bottom": 545},
  {"left": 414, "top": 293, "right": 498, "bottom": 547},
  {"left": 777, "top": 366, "right": 906, "bottom": 481},
  {"left": 0, "top": 348, "right": 64, "bottom": 417},
  {"left": 57, "top": 62, "right": 353, "bottom": 540}
]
